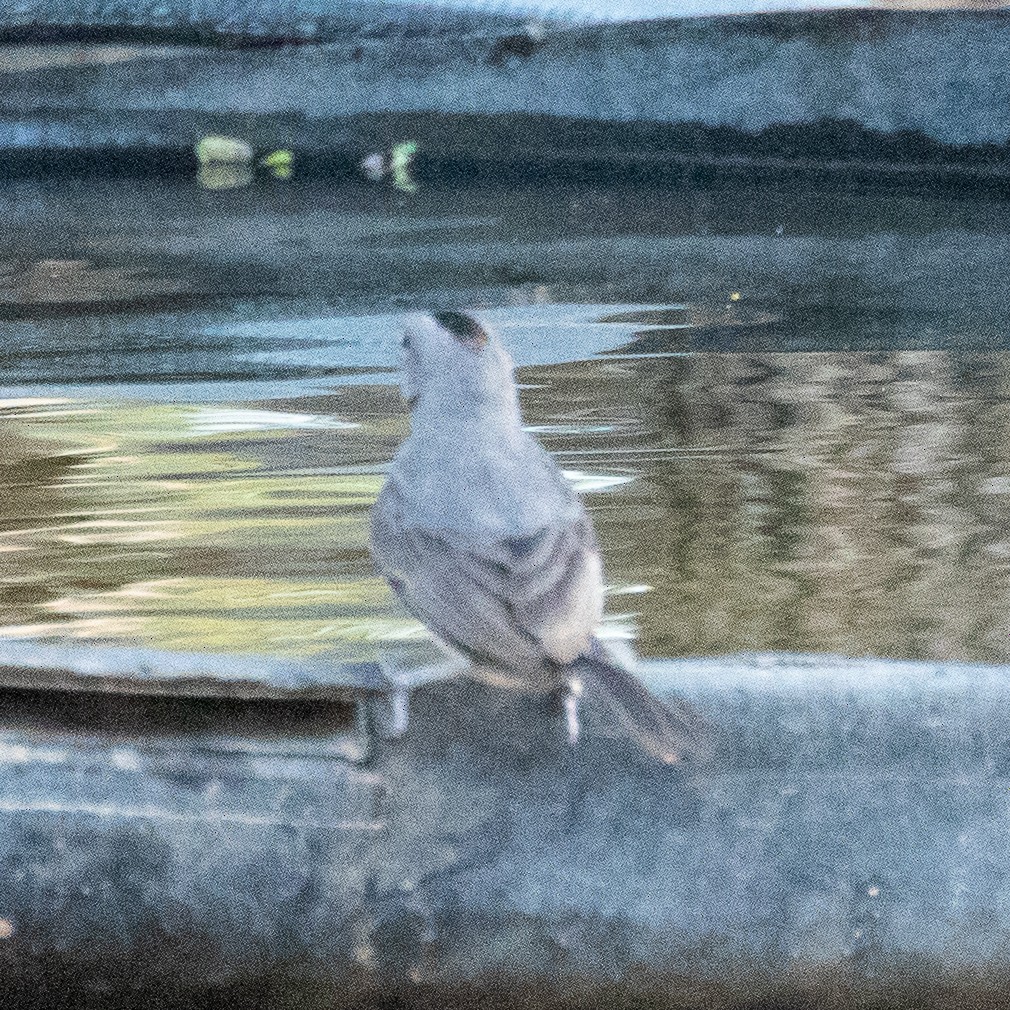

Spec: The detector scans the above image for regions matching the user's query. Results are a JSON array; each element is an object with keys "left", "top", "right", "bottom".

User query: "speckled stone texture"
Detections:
[
  {"left": 0, "top": 8, "right": 1008, "bottom": 177},
  {"left": 0, "top": 654, "right": 1007, "bottom": 1005}
]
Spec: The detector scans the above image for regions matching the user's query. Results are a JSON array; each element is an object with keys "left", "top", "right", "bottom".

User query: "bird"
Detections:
[{"left": 369, "top": 310, "right": 706, "bottom": 763}]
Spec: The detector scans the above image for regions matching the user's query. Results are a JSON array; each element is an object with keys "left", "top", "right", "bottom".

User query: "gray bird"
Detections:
[{"left": 369, "top": 310, "right": 705, "bottom": 763}]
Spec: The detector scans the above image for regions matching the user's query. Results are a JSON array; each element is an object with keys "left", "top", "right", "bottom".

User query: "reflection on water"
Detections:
[
  {"left": 544, "top": 349, "right": 1010, "bottom": 663},
  {"left": 2, "top": 176, "right": 1010, "bottom": 665},
  {"left": 5, "top": 346, "right": 1010, "bottom": 665},
  {"left": 0, "top": 257, "right": 189, "bottom": 318}
]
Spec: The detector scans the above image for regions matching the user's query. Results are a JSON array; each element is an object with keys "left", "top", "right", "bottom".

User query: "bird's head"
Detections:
[{"left": 399, "top": 311, "right": 519, "bottom": 422}]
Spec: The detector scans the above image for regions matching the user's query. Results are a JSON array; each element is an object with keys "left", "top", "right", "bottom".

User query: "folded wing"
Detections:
[{"left": 370, "top": 476, "right": 604, "bottom": 681}]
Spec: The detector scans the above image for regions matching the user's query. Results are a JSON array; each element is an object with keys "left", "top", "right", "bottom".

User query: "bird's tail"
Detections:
[{"left": 569, "top": 653, "right": 711, "bottom": 765}]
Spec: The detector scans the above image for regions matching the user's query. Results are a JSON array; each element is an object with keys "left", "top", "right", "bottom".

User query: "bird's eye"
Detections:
[{"left": 401, "top": 334, "right": 411, "bottom": 349}]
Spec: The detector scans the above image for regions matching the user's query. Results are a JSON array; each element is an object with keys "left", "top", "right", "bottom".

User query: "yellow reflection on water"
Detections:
[
  {"left": 0, "top": 398, "right": 415, "bottom": 659},
  {"left": 5, "top": 345, "right": 1010, "bottom": 666}
]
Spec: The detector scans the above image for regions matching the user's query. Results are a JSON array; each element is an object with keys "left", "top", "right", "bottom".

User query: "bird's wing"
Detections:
[{"left": 370, "top": 476, "right": 603, "bottom": 677}]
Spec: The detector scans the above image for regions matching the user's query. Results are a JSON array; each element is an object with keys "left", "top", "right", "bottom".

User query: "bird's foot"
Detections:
[
  {"left": 376, "top": 649, "right": 467, "bottom": 739},
  {"left": 564, "top": 677, "right": 584, "bottom": 747},
  {"left": 547, "top": 676, "right": 584, "bottom": 749}
]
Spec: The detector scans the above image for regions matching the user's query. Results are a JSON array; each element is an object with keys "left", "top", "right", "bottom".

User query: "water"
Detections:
[{"left": 2, "top": 173, "right": 1010, "bottom": 667}]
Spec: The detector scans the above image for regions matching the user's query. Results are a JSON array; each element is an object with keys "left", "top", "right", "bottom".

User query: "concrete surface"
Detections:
[
  {"left": 0, "top": 648, "right": 1007, "bottom": 1003},
  {"left": 1, "top": 9, "right": 1009, "bottom": 174}
]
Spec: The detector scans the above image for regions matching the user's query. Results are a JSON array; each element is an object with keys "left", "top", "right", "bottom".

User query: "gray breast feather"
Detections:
[{"left": 370, "top": 477, "right": 604, "bottom": 680}]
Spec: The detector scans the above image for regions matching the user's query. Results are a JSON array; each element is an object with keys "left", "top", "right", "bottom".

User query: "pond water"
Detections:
[{"left": 2, "top": 173, "right": 1010, "bottom": 666}]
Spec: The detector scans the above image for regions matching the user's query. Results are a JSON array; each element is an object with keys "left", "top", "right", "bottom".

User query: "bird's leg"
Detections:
[
  {"left": 375, "top": 647, "right": 468, "bottom": 739},
  {"left": 564, "top": 676, "right": 584, "bottom": 747},
  {"left": 546, "top": 676, "right": 584, "bottom": 748},
  {"left": 385, "top": 677, "right": 411, "bottom": 738},
  {"left": 556, "top": 676, "right": 589, "bottom": 832}
]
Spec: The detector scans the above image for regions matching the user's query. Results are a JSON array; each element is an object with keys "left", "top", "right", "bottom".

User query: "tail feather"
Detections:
[{"left": 570, "top": 654, "right": 711, "bottom": 764}]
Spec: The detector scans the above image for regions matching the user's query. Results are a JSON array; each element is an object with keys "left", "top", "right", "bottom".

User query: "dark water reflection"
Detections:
[
  {"left": 2, "top": 175, "right": 1009, "bottom": 665},
  {"left": 546, "top": 349, "right": 1010, "bottom": 663}
]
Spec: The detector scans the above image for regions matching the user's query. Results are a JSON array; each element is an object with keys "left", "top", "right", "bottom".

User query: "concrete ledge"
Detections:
[
  {"left": 0, "top": 639, "right": 385, "bottom": 699},
  {"left": 0, "top": 649, "right": 1004, "bottom": 1003},
  {"left": 0, "top": 10, "right": 1008, "bottom": 179}
]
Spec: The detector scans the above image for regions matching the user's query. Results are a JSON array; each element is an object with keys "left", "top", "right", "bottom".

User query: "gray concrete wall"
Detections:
[
  {"left": 1, "top": 9, "right": 1009, "bottom": 165},
  {"left": 0, "top": 649, "right": 1008, "bottom": 1002}
]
